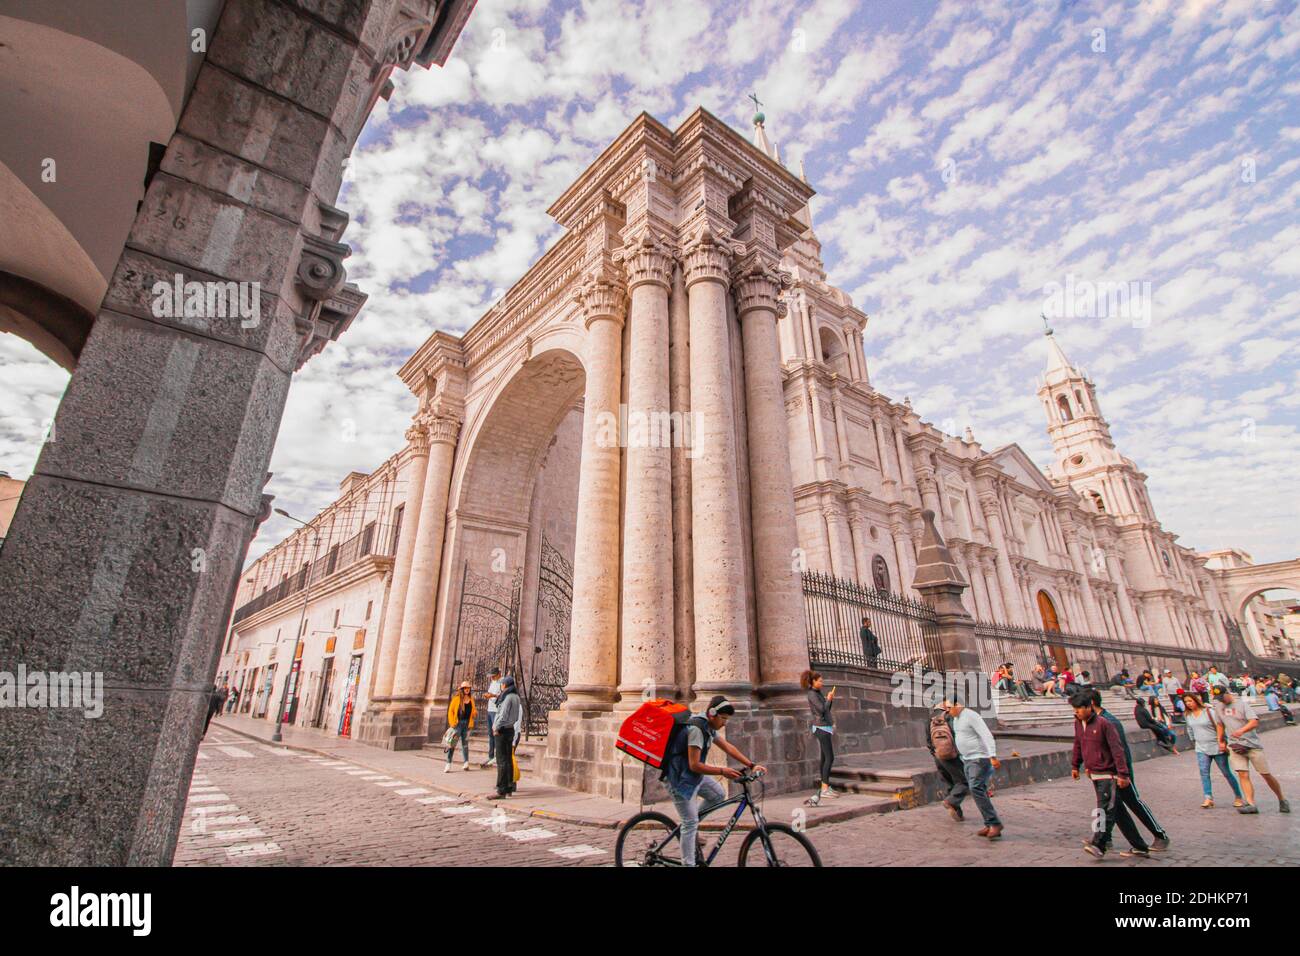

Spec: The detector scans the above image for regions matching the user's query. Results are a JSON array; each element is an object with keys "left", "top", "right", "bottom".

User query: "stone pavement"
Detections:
[
  {"left": 206, "top": 714, "right": 894, "bottom": 830},
  {"left": 178, "top": 719, "right": 1299, "bottom": 866},
  {"left": 173, "top": 727, "right": 610, "bottom": 866},
  {"left": 813, "top": 723, "right": 1300, "bottom": 867}
]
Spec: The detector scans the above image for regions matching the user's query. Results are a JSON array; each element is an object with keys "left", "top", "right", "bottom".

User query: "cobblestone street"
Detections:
[
  {"left": 175, "top": 723, "right": 1300, "bottom": 867},
  {"left": 814, "top": 725, "right": 1300, "bottom": 867},
  {"left": 172, "top": 730, "right": 609, "bottom": 867}
]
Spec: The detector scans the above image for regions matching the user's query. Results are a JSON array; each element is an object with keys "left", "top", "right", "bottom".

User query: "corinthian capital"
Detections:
[
  {"left": 731, "top": 252, "right": 788, "bottom": 317},
  {"left": 573, "top": 265, "right": 627, "bottom": 328},
  {"left": 618, "top": 229, "right": 675, "bottom": 290},
  {"left": 427, "top": 414, "right": 462, "bottom": 446},
  {"left": 977, "top": 492, "right": 1001, "bottom": 517},
  {"left": 681, "top": 223, "right": 734, "bottom": 288}
]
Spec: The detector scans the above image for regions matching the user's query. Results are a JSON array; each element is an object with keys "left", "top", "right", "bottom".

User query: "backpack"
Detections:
[
  {"left": 930, "top": 713, "right": 958, "bottom": 761},
  {"left": 616, "top": 699, "right": 691, "bottom": 769}
]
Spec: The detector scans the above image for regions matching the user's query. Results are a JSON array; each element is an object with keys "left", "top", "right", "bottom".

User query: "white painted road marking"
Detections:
[
  {"left": 504, "top": 828, "right": 556, "bottom": 842},
  {"left": 217, "top": 746, "right": 254, "bottom": 759},
  {"left": 395, "top": 788, "right": 430, "bottom": 796},
  {"left": 551, "top": 845, "right": 606, "bottom": 859},
  {"left": 226, "top": 842, "right": 281, "bottom": 858}
]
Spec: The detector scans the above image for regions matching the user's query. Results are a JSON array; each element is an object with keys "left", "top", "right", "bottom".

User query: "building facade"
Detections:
[{"left": 216, "top": 108, "right": 1298, "bottom": 799}]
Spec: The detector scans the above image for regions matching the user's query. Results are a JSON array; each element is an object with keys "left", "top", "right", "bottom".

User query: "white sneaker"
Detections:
[
  {"left": 462, "top": 761, "right": 470, "bottom": 771},
  {"left": 486, "top": 758, "right": 497, "bottom": 766},
  {"left": 443, "top": 762, "right": 451, "bottom": 773}
]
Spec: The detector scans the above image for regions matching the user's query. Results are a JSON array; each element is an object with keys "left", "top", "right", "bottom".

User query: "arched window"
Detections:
[
  {"left": 871, "top": 554, "right": 890, "bottom": 593},
  {"left": 818, "top": 325, "right": 852, "bottom": 378},
  {"left": 1057, "top": 394, "right": 1073, "bottom": 421},
  {"left": 1074, "top": 389, "right": 1086, "bottom": 413}
]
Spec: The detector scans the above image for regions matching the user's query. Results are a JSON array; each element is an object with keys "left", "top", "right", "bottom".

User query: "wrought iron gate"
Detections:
[
  {"left": 447, "top": 563, "right": 526, "bottom": 713},
  {"left": 525, "top": 535, "right": 572, "bottom": 736}
]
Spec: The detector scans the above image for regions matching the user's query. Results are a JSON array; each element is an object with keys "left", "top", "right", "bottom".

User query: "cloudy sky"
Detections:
[{"left": 2, "top": 0, "right": 1297, "bottom": 566}]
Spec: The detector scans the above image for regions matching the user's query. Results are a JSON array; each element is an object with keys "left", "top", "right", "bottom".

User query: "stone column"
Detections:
[
  {"left": 369, "top": 419, "right": 431, "bottom": 702},
  {"left": 891, "top": 515, "right": 915, "bottom": 594},
  {"left": 668, "top": 263, "right": 696, "bottom": 699},
  {"left": 562, "top": 271, "right": 626, "bottom": 710},
  {"left": 617, "top": 232, "right": 675, "bottom": 704},
  {"left": 734, "top": 256, "right": 809, "bottom": 700},
  {"left": 0, "top": 0, "right": 471, "bottom": 866},
  {"left": 1065, "top": 530, "right": 1106, "bottom": 636},
  {"left": 981, "top": 555, "right": 1009, "bottom": 622},
  {"left": 980, "top": 492, "right": 1026, "bottom": 626},
  {"left": 824, "top": 506, "right": 852, "bottom": 580},
  {"left": 848, "top": 509, "right": 871, "bottom": 585},
  {"left": 390, "top": 414, "right": 460, "bottom": 703},
  {"left": 683, "top": 228, "right": 752, "bottom": 703}
]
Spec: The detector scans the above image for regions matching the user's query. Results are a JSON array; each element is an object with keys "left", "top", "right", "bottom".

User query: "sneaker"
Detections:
[
  {"left": 462, "top": 761, "right": 470, "bottom": 771},
  {"left": 443, "top": 763, "right": 451, "bottom": 773},
  {"left": 1201, "top": 799, "right": 1214, "bottom": 809},
  {"left": 1233, "top": 799, "right": 1245, "bottom": 808},
  {"left": 822, "top": 787, "right": 840, "bottom": 799},
  {"left": 1280, "top": 799, "right": 1291, "bottom": 814},
  {"left": 486, "top": 758, "right": 497, "bottom": 767},
  {"left": 1119, "top": 848, "right": 1150, "bottom": 859},
  {"left": 1150, "top": 836, "right": 1170, "bottom": 852},
  {"left": 1083, "top": 844, "right": 1106, "bottom": 860},
  {"left": 805, "top": 794, "right": 822, "bottom": 807},
  {"left": 1237, "top": 804, "right": 1260, "bottom": 814}
]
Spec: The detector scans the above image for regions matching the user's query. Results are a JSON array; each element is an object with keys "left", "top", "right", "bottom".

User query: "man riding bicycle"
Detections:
[{"left": 663, "top": 695, "right": 767, "bottom": 867}]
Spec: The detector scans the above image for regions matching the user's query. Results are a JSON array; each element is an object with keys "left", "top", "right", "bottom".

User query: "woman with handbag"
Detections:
[{"left": 443, "top": 681, "right": 476, "bottom": 772}]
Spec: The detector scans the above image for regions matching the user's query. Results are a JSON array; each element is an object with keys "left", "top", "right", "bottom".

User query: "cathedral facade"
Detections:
[{"left": 215, "top": 108, "right": 1291, "bottom": 798}]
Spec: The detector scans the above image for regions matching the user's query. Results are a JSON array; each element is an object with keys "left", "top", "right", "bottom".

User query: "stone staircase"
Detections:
[
  {"left": 991, "top": 688, "right": 1137, "bottom": 730},
  {"left": 828, "top": 764, "right": 924, "bottom": 807},
  {"left": 423, "top": 729, "right": 548, "bottom": 772}
]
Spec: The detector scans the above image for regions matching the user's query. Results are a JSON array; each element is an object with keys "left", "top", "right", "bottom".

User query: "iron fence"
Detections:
[
  {"left": 803, "top": 570, "right": 942, "bottom": 672},
  {"left": 973, "top": 620, "right": 1231, "bottom": 687},
  {"left": 231, "top": 521, "right": 396, "bottom": 626}
]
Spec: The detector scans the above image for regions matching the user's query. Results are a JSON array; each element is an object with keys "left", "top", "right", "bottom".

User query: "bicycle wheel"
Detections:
[
  {"left": 615, "top": 811, "right": 679, "bottom": 867},
  {"left": 737, "top": 822, "right": 822, "bottom": 867}
]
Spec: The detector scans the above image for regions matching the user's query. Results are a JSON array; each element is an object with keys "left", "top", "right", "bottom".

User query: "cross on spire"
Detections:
[
  {"left": 748, "top": 92, "right": 763, "bottom": 115},
  {"left": 1041, "top": 311, "right": 1054, "bottom": 336}
]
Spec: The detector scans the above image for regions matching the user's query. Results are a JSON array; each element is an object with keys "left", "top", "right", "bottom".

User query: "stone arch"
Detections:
[
  {"left": 818, "top": 324, "right": 851, "bottom": 378},
  {"left": 430, "top": 344, "right": 587, "bottom": 711}
]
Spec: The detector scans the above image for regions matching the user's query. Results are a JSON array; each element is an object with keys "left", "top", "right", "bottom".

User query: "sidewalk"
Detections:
[{"left": 210, "top": 714, "right": 899, "bottom": 830}]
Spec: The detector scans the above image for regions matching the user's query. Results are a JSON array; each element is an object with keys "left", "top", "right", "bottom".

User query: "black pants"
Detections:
[
  {"left": 1090, "top": 778, "right": 1148, "bottom": 852},
  {"left": 814, "top": 729, "right": 834, "bottom": 786},
  {"left": 1123, "top": 780, "right": 1167, "bottom": 842},
  {"left": 935, "top": 756, "right": 968, "bottom": 805},
  {"left": 495, "top": 729, "right": 515, "bottom": 795},
  {"left": 203, "top": 702, "right": 220, "bottom": 734}
]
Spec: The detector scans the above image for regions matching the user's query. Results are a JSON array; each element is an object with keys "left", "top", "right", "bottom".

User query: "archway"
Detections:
[
  {"left": 1235, "top": 586, "right": 1300, "bottom": 660},
  {"left": 435, "top": 348, "right": 586, "bottom": 734},
  {"left": 1037, "top": 588, "right": 1069, "bottom": 669}
]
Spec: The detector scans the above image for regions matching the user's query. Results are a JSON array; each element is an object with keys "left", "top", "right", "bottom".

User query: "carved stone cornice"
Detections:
[
  {"left": 617, "top": 229, "right": 674, "bottom": 291},
  {"left": 681, "top": 224, "right": 735, "bottom": 289}
]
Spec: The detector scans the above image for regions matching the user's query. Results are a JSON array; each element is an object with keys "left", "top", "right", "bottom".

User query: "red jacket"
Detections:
[{"left": 1072, "top": 711, "right": 1131, "bottom": 778}]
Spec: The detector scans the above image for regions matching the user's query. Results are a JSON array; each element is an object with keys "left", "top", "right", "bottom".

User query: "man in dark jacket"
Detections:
[
  {"left": 1071, "top": 690, "right": 1149, "bottom": 859},
  {"left": 487, "top": 677, "right": 522, "bottom": 800},
  {"left": 1090, "top": 688, "right": 1169, "bottom": 851},
  {"left": 859, "top": 616, "right": 881, "bottom": 668},
  {"left": 925, "top": 700, "right": 968, "bottom": 820}
]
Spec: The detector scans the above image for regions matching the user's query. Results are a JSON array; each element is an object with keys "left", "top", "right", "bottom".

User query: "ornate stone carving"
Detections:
[
  {"left": 732, "top": 252, "right": 788, "bottom": 316},
  {"left": 427, "top": 414, "right": 462, "bottom": 446},
  {"left": 573, "top": 268, "right": 627, "bottom": 327},
  {"left": 681, "top": 223, "right": 733, "bottom": 288},
  {"left": 617, "top": 228, "right": 674, "bottom": 290}
]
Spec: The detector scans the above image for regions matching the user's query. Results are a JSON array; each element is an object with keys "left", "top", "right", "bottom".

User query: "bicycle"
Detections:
[{"left": 614, "top": 769, "right": 822, "bottom": 867}]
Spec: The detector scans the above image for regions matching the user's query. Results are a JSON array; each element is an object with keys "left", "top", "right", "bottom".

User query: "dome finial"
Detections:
[
  {"left": 748, "top": 91, "right": 765, "bottom": 126},
  {"left": 1041, "top": 311, "right": 1054, "bottom": 337}
]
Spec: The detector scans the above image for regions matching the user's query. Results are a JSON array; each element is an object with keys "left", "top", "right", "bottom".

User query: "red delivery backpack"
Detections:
[{"left": 616, "top": 698, "right": 690, "bottom": 769}]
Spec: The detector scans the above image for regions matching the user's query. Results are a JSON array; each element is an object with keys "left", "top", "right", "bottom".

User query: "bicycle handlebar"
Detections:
[{"left": 736, "top": 768, "right": 766, "bottom": 785}]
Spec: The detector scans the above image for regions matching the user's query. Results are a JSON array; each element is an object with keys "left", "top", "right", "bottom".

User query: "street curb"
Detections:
[{"left": 208, "top": 719, "right": 898, "bottom": 830}]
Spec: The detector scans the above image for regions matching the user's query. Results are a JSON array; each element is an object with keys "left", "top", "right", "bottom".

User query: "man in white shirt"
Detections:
[
  {"left": 945, "top": 695, "right": 1003, "bottom": 839},
  {"left": 481, "top": 667, "right": 503, "bottom": 767}
]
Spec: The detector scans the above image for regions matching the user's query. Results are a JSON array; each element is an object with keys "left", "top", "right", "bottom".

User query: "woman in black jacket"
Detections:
[
  {"left": 803, "top": 670, "right": 837, "bottom": 805},
  {"left": 1134, "top": 697, "right": 1178, "bottom": 754}
]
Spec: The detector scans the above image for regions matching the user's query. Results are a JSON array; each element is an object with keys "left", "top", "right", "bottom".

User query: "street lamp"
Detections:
[{"left": 271, "top": 507, "right": 320, "bottom": 743}]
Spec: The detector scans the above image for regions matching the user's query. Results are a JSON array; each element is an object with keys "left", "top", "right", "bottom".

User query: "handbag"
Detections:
[{"left": 441, "top": 726, "right": 458, "bottom": 749}]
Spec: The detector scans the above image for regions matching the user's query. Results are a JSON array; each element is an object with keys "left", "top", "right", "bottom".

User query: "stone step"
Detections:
[
  {"left": 829, "top": 766, "right": 921, "bottom": 801},
  {"left": 424, "top": 733, "right": 547, "bottom": 769}
]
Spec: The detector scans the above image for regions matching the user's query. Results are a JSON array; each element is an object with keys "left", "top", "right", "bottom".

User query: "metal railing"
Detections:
[
  {"left": 803, "top": 570, "right": 942, "bottom": 672},
  {"left": 231, "top": 522, "right": 396, "bottom": 626},
  {"left": 974, "top": 620, "right": 1230, "bottom": 686}
]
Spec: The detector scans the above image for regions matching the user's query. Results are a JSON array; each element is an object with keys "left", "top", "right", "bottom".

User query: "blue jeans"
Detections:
[
  {"left": 446, "top": 720, "right": 469, "bottom": 762},
  {"left": 670, "top": 776, "right": 727, "bottom": 867},
  {"left": 486, "top": 710, "right": 497, "bottom": 760},
  {"left": 962, "top": 757, "right": 1001, "bottom": 827},
  {"left": 1196, "top": 751, "right": 1243, "bottom": 800}
]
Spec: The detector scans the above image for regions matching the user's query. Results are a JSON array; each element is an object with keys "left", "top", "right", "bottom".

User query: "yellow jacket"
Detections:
[{"left": 447, "top": 694, "right": 476, "bottom": 729}]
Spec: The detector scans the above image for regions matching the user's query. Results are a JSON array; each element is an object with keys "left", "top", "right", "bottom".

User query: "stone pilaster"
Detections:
[
  {"left": 734, "top": 253, "right": 807, "bottom": 703},
  {"left": 979, "top": 490, "right": 1026, "bottom": 626},
  {"left": 616, "top": 230, "right": 676, "bottom": 704}
]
